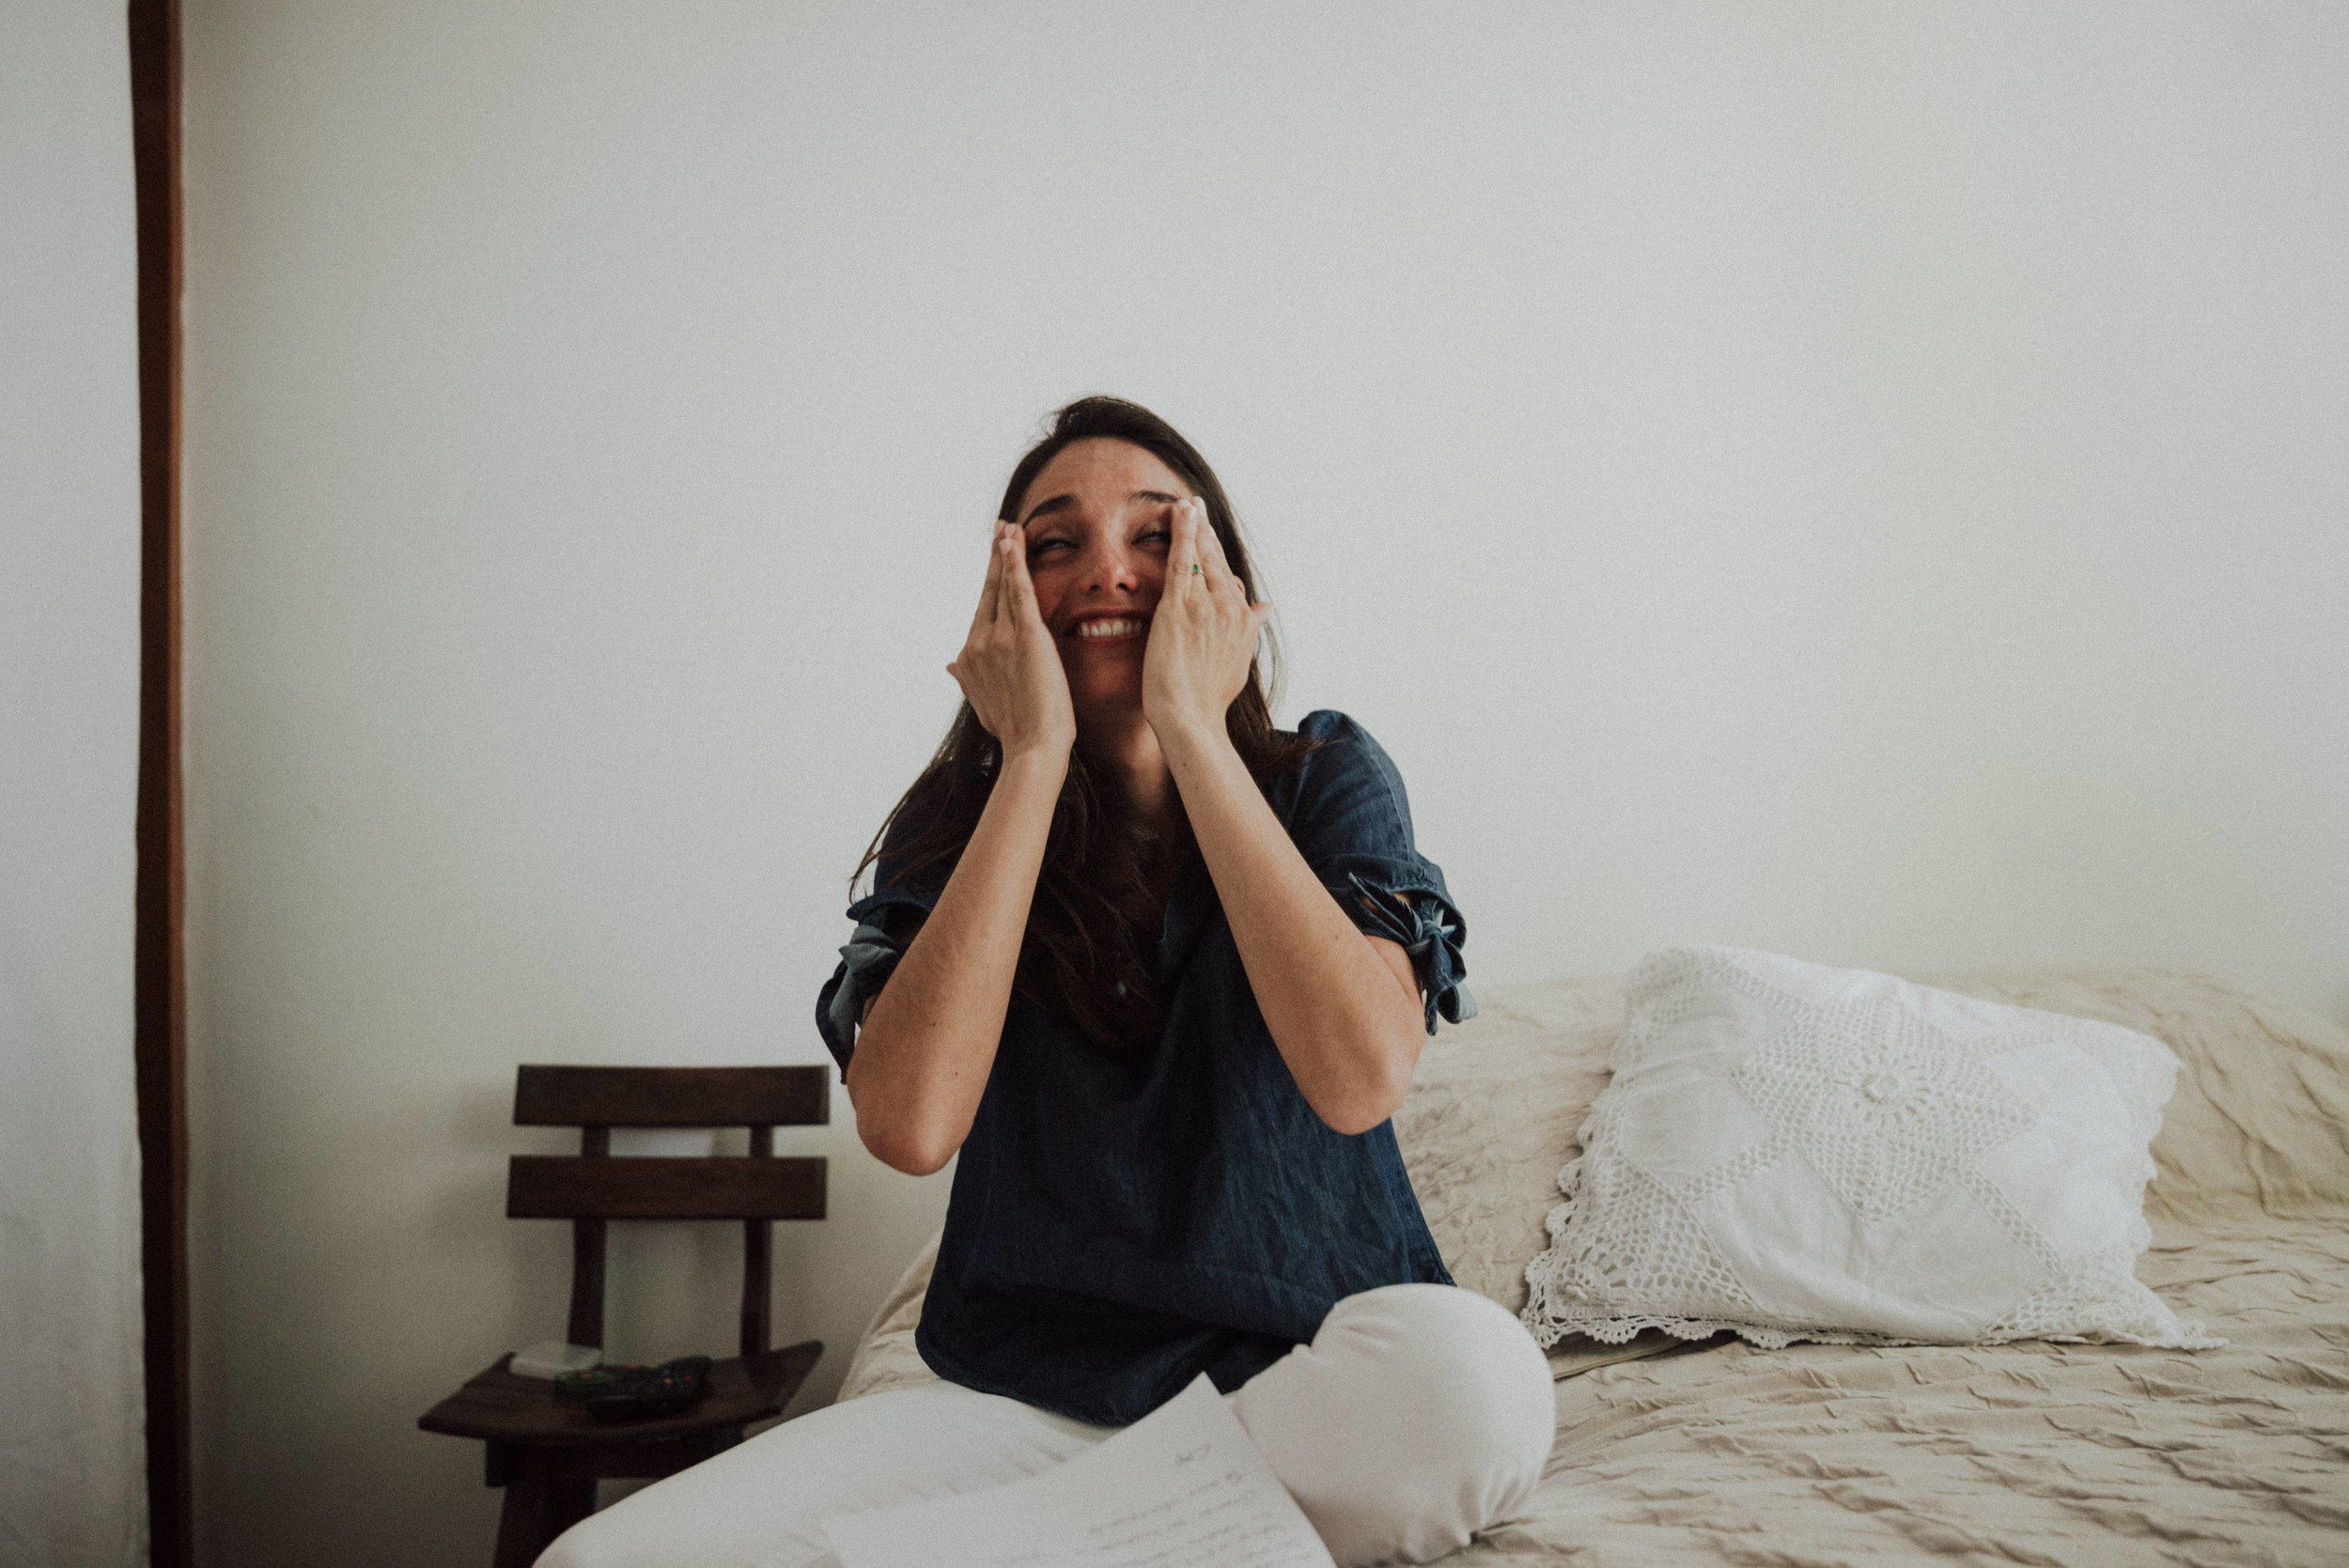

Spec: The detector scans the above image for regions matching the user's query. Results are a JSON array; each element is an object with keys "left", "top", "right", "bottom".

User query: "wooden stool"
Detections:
[{"left": 419, "top": 1065, "right": 829, "bottom": 1568}]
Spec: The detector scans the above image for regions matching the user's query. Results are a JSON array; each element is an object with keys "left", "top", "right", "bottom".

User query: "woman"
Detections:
[{"left": 543, "top": 398, "right": 1552, "bottom": 1568}]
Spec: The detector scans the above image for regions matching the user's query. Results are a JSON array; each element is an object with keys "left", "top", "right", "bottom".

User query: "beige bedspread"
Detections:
[{"left": 838, "top": 970, "right": 2349, "bottom": 1564}]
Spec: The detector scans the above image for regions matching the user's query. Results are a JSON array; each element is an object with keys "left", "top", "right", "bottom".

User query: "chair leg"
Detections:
[{"left": 492, "top": 1449, "right": 597, "bottom": 1568}]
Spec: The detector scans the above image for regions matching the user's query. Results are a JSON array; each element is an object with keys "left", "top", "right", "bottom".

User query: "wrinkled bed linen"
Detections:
[
  {"left": 1470, "top": 1218, "right": 2349, "bottom": 1566},
  {"left": 837, "top": 969, "right": 2349, "bottom": 1565}
]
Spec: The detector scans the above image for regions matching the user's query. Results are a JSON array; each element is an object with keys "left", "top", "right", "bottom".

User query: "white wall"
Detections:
[
  {"left": 0, "top": 2, "right": 147, "bottom": 1563},
  {"left": 183, "top": 3, "right": 2349, "bottom": 1564}
]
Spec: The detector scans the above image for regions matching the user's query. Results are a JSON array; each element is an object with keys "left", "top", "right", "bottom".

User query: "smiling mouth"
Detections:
[{"left": 1070, "top": 616, "right": 1148, "bottom": 641}]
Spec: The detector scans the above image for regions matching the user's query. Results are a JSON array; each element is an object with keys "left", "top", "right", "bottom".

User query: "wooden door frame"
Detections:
[{"left": 131, "top": 1, "right": 191, "bottom": 1563}]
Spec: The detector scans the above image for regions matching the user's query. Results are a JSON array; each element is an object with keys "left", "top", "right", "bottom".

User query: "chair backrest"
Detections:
[{"left": 506, "top": 1065, "right": 829, "bottom": 1358}]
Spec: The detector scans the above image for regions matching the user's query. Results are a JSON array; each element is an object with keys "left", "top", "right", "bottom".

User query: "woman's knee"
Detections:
[
  {"left": 1325, "top": 1284, "right": 1553, "bottom": 1468},
  {"left": 1234, "top": 1284, "right": 1555, "bottom": 1565}
]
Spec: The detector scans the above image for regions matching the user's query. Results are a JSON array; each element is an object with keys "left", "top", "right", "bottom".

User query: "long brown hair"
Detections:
[{"left": 851, "top": 396, "right": 1319, "bottom": 1054}]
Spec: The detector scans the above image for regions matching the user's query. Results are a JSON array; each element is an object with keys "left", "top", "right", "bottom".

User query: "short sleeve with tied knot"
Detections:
[{"left": 812, "top": 710, "right": 1476, "bottom": 1425}]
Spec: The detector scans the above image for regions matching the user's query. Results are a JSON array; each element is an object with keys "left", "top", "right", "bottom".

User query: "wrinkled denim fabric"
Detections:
[{"left": 813, "top": 710, "right": 1474, "bottom": 1426}]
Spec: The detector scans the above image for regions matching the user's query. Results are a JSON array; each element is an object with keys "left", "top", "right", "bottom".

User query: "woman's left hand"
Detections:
[{"left": 1143, "top": 496, "right": 1274, "bottom": 744}]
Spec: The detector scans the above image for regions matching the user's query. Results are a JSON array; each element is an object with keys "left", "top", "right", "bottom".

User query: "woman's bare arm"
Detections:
[
  {"left": 847, "top": 520, "right": 1074, "bottom": 1174},
  {"left": 846, "top": 748, "right": 1064, "bottom": 1174},
  {"left": 1143, "top": 501, "right": 1425, "bottom": 1135},
  {"left": 1159, "top": 724, "right": 1426, "bottom": 1134}
]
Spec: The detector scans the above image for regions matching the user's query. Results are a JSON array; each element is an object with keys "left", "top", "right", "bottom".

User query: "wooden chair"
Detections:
[{"left": 419, "top": 1065, "right": 829, "bottom": 1568}]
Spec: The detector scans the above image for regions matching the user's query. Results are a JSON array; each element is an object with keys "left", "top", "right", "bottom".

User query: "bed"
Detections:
[{"left": 834, "top": 968, "right": 2349, "bottom": 1565}]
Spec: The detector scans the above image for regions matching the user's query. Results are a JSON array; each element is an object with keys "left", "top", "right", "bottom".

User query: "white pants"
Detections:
[{"left": 539, "top": 1283, "right": 1555, "bottom": 1568}]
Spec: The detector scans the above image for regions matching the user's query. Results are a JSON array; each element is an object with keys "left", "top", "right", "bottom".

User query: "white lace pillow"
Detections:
[{"left": 1522, "top": 946, "right": 2218, "bottom": 1351}]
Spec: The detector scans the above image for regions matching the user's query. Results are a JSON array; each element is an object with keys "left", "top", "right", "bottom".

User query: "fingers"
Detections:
[
  {"left": 1003, "top": 522, "right": 1048, "bottom": 633},
  {"left": 990, "top": 526, "right": 1020, "bottom": 626},
  {"left": 972, "top": 520, "right": 1007, "bottom": 629},
  {"left": 1174, "top": 496, "right": 1221, "bottom": 596},
  {"left": 1170, "top": 496, "right": 1204, "bottom": 588},
  {"left": 1177, "top": 496, "right": 1244, "bottom": 602},
  {"left": 1191, "top": 500, "right": 1240, "bottom": 593}
]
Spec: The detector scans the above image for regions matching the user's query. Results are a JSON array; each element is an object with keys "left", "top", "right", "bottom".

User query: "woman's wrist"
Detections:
[
  {"left": 995, "top": 741, "right": 1072, "bottom": 791},
  {"left": 1148, "top": 710, "right": 1237, "bottom": 769}
]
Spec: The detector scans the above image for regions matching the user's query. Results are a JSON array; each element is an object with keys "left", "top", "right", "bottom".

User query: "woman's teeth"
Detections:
[{"left": 1075, "top": 618, "right": 1144, "bottom": 639}]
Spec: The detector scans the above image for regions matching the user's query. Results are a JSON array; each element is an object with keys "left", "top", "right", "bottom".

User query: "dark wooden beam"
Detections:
[
  {"left": 128, "top": 0, "right": 189, "bottom": 1563},
  {"left": 567, "top": 1128, "right": 610, "bottom": 1350},
  {"left": 514, "top": 1064, "right": 831, "bottom": 1129},
  {"left": 506, "top": 1157, "right": 828, "bottom": 1221},
  {"left": 741, "top": 1126, "right": 772, "bottom": 1357}
]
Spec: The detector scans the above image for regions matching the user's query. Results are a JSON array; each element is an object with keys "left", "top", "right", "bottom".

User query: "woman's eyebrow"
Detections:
[
  {"left": 1019, "top": 489, "right": 1184, "bottom": 525},
  {"left": 1020, "top": 494, "right": 1077, "bottom": 524}
]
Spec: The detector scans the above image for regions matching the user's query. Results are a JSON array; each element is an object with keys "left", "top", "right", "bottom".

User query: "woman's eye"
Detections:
[
  {"left": 1139, "top": 530, "right": 1171, "bottom": 547},
  {"left": 1027, "top": 538, "right": 1071, "bottom": 556}
]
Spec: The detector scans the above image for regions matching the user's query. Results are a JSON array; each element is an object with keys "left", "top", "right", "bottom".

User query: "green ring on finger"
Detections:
[{"left": 1191, "top": 563, "right": 1202, "bottom": 574}]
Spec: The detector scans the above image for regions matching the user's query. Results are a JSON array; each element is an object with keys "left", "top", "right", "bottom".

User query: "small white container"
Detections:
[{"left": 509, "top": 1341, "right": 601, "bottom": 1379}]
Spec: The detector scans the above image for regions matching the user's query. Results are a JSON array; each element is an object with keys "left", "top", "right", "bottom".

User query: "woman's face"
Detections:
[{"left": 1011, "top": 438, "right": 1193, "bottom": 724}]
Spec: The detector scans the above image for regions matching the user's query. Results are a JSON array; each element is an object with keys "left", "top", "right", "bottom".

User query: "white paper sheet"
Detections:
[{"left": 820, "top": 1374, "right": 1336, "bottom": 1568}]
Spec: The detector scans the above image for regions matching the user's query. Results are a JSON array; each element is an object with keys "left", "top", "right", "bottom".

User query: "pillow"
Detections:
[
  {"left": 1521, "top": 946, "right": 2219, "bottom": 1351},
  {"left": 1908, "top": 968, "right": 2349, "bottom": 1230}
]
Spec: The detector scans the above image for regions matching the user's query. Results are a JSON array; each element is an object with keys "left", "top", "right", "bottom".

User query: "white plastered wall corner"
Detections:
[{"left": 0, "top": 1, "right": 148, "bottom": 1564}]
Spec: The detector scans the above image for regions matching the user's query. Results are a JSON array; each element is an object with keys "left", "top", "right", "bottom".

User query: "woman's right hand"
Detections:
[
  {"left": 946, "top": 521, "right": 1076, "bottom": 762},
  {"left": 857, "top": 522, "right": 1070, "bottom": 1174}
]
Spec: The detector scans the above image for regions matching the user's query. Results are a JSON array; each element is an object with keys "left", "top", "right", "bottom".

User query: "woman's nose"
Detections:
[{"left": 1076, "top": 537, "right": 1140, "bottom": 597}]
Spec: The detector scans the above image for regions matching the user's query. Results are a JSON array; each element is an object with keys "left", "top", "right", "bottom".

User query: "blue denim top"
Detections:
[{"left": 815, "top": 710, "right": 1475, "bottom": 1425}]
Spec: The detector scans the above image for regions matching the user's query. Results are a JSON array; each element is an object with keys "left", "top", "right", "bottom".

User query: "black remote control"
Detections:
[{"left": 576, "top": 1356, "right": 714, "bottom": 1422}]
